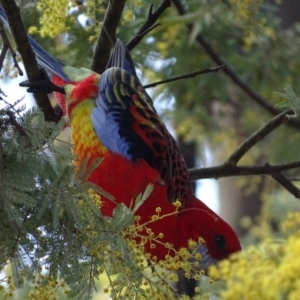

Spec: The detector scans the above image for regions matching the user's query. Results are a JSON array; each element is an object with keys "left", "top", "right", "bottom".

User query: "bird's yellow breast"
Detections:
[{"left": 70, "top": 99, "right": 108, "bottom": 167}]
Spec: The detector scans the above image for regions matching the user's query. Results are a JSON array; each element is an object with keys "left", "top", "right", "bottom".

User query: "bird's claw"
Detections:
[{"left": 19, "top": 67, "right": 65, "bottom": 95}]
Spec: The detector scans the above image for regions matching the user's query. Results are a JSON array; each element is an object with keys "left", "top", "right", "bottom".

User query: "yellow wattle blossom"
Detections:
[
  {"left": 209, "top": 212, "right": 300, "bottom": 300},
  {"left": 282, "top": 211, "right": 300, "bottom": 233},
  {"left": 229, "top": 0, "right": 275, "bottom": 51},
  {"left": 32, "top": 0, "right": 143, "bottom": 41},
  {"left": 88, "top": 188, "right": 102, "bottom": 207},
  {"left": 230, "top": 0, "right": 259, "bottom": 19},
  {"left": 30, "top": 0, "right": 73, "bottom": 38},
  {"left": 122, "top": 9, "right": 133, "bottom": 22},
  {"left": 188, "top": 239, "right": 197, "bottom": 248},
  {"left": 172, "top": 199, "right": 182, "bottom": 209}
]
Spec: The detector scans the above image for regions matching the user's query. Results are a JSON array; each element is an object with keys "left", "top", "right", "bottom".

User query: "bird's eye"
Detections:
[{"left": 214, "top": 234, "right": 227, "bottom": 251}]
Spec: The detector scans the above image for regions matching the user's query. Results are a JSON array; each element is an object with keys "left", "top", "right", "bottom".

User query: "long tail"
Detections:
[
  {"left": 107, "top": 39, "right": 153, "bottom": 106},
  {"left": 106, "top": 39, "right": 138, "bottom": 78},
  {"left": 0, "top": 6, "right": 69, "bottom": 83}
]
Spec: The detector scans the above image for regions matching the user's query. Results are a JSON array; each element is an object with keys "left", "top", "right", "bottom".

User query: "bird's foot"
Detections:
[{"left": 19, "top": 67, "right": 65, "bottom": 95}]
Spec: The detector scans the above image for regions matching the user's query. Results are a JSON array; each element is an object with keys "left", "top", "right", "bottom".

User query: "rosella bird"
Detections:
[{"left": 0, "top": 7, "right": 241, "bottom": 268}]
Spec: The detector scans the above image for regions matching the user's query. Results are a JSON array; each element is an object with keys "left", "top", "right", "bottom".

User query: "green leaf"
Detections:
[{"left": 132, "top": 183, "right": 154, "bottom": 213}]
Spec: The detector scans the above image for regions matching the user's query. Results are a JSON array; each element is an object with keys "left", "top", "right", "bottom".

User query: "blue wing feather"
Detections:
[
  {"left": 92, "top": 75, "right": 155, "bottom": 162},
  {"left": 92, "top": 40, "right": 166, "bottom": 166},
  {"left": 106, "top": 39, "right": 139, "bottom": 79}
]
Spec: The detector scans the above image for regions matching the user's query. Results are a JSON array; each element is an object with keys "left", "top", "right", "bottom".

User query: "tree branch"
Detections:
[
  {"left": 91, "top": 0, "right": 127, "bottom": 74},
  {"left": 188, "top": 110, "right": 300, "bottom": 198},
  {"left": 0, "top": 0, "right": 59, "bottom": 123},
  {"left": 126, "top": 0, "right": 171, "bottom": 51},
  {"left": 171, "top": 0, "right": 300, "bottom": 198},
  {"left": 171, "top": 0, "right": 300, "bottom": 130},
  {"left": 0, "top": 17, "right": 22, "bottom": 75},
  {"left": 144, "top": 65, "right": 225, "bottom": 89},
  {"left": 6, "top": 110, "right": 27, "bottom": 138},
  {"left": 189, "top": 161, "right": 300, "bottom": 180},
  {"left": 226, "top": 110, "right": 292, "bottom": 166},
  {"left": 92, "top": 0, "right": 171, "bottom": 72},
  {"left": 270, "top": 170, "right": 300, "bottom": 199}
]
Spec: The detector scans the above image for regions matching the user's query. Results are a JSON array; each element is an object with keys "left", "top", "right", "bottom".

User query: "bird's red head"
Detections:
[{"left": 177, "top": 197, "right": 241, "bottom": 268}]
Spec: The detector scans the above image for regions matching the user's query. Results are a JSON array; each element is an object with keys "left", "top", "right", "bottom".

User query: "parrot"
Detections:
[{"left": 0, "top": 7, "right": 241, "bottom": 269}]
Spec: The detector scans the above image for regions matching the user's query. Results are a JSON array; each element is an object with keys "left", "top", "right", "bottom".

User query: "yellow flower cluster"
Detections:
[
  {"left": 121, "top": 0, "right": 143, "bottom": 23},
  {"left": 0, "top": 270, "right": 70, "bottom": 300},
  {"left": 29, "top": 0, "right": 74, "bottom": 37},
  {"left": 209, "top": 212, "right": 300, "bottom": 300},
  {"left": 230, "top": 0, "right": 259, "bottom": 20},
  {"left": 1, "top": 275, "right": 15, "bottom": 298},
  {"left": 84, "top": 1, "right": 106, "bottom": 43},
  {"left": 156, "top": 24, "right": 182, "bottom": 56},
  {"left": 88, "top": 188, "right": 102, "bottom": 207},
  {"left": 30, "top": 0, "right": 144, "bottom": 41},
  {"left": 27, "top": 274, "right": 69, "bottom": 300},
  {"left": 282, "top": 212, "right": 300, "bottom": 233},
  {"left": 229, "top": 0, "right": 275, "bottom": 51},
  {"left": 109, "top": 203, "right": 216, "bottom": 298},
  {"left": 123, "top": 209, "right": 209, "bottom": 288}
]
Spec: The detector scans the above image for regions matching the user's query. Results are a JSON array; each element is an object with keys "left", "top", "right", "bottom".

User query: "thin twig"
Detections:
[
  {"left": 171, "top": 0, "right": 300, "bottom": 130},
  {"left": 0, "top": 17, "right": 23, "bottom": 75},
  {"left": 271, "top": 171, "right": 300, "bottom": 199},
  {"left": 0, "top": 42, "right": 8, "bottom": 71},
  {"left": 130, "top": 22, "right": 161, "bottom": 47},
  {"left": 144, "top": 65, "right": 226, "bottom": 89},
  {"left": 0, "top": 1, "right": 59, "bottom": 122},
  {"left": 126, "top": 0, "right": 171, "bottom": 51},
  {"left": 0, "top": 96, "right": 24, "bottom": 120},
  {"left": 6, "top": 110, "right": 27, "bottom": 138},
  {"left": 226, "top": 110, "right": 292, "bottom": 166},
  {"left": 0, "top": 17, "right": 9, "bottom": 71},
  {"left": 0, "top": 17, "right": 22, "bottom": 75},
  {"left": 290, "top": 178, "right": 300, "bottom": 181},
  {"left": 188, "top": 161, "right": 300, "bottom": 180},
  {"left": 9, "top": 209, "right": 31, "bottom": 262},
  {"left": 91, "top": 0, "right": 127, "bottom": 74}
]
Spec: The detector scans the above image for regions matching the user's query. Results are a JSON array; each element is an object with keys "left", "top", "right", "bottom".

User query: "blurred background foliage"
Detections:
[{"left": 3, "top": 0, "right": 300, "bottom": 298}]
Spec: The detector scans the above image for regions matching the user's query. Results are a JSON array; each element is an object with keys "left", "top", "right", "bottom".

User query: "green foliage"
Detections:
[
  {"left": 275, "top": 85, "right": 300, "bottom": 115},
  {"left": 0, "top": 100, "right": 139, "bottom": 299}
]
